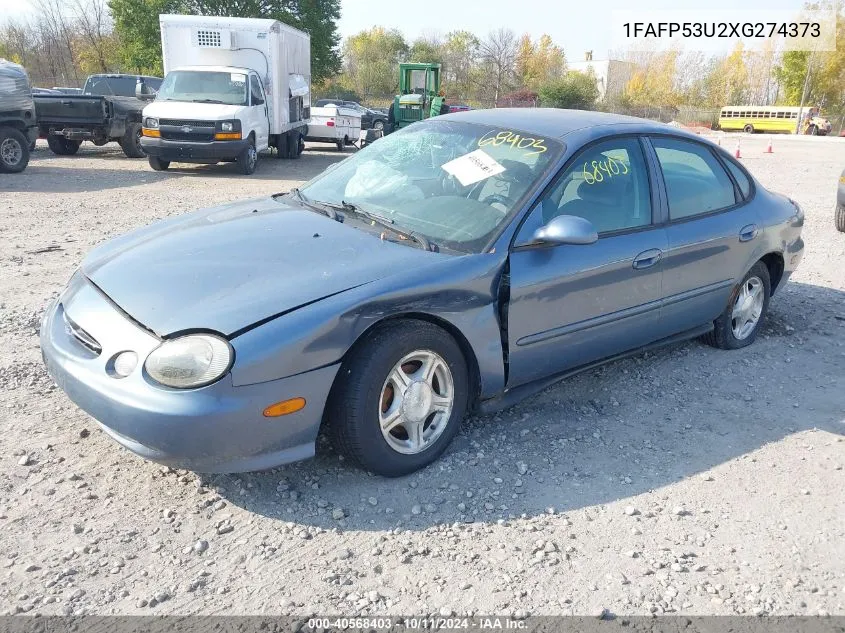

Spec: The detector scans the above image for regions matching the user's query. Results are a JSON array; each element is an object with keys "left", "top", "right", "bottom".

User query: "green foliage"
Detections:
[
  {"left": 108, "top": 0, "right": 182, "bottom": 75},
  {"left": 538, "top": 70, "right": 599, "bottom": 110},
  {"left": 408, "top": 38, "right": 443, "bottom": 66},
  {"left": 313, "top": 77, "right": 362, "bottom": 102},
  {"left": 342, "top": 27, "right": 408, "bottom": 97}
]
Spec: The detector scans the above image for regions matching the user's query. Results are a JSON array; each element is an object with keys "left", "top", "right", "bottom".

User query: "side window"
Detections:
[
  {"left": 652, "top": 137, "right": 737, "bottom": 220},
  {"left": 723, "top": 158, "right": 751, "bottom": 199},
  {"left": 250, "top": 75, "right": 264, "bottom": 105},
  {"left": 530, "top": 137, "right": 652, "bottom": 235}
]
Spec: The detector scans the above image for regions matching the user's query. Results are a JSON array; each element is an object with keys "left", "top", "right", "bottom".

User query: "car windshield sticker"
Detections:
[
  {"left": 583, "top": 154, "right": 629, "bottom": 185},
  {"left": 442, "top": 149, "right": 506, "bottom": 186},
  {"left": 478, "top": 130, "right": 548, "bottom": 156}
]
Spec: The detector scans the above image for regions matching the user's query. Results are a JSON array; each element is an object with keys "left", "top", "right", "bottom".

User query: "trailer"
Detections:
[
  {"left": 141, "top": 14, "right": 311, "bottom": 174},
  {"left": 303, "top": 104, "right": 361, "bottom": 151}
]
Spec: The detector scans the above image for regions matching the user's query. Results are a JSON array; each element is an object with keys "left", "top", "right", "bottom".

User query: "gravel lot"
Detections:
[{"left": 1, "top": 134, "right": 843, "bottom": 618}]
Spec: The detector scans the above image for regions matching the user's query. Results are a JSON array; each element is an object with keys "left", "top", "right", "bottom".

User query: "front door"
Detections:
[
  {"left": 248, "top": 73, "right": 270, "bottom": 150},
  {"left": 506, "top": 136, "right": 668, "bottom": 387}
]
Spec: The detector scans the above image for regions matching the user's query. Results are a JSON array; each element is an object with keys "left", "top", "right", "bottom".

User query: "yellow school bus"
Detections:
[{"left": 718, "top": 106, "right": 832, "bottom": 135}]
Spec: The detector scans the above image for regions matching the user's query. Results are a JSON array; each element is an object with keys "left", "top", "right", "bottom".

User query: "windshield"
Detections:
[
  {"left": 157, "top": 71, "right": 248, "bottom": 106},
  {"left": 298, "top": 119, "right": 561, "bottom": 252}
]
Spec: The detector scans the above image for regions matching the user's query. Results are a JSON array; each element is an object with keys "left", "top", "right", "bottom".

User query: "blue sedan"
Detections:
[{"left": 40, "top": 109, "right": 805, "bottom": 476}]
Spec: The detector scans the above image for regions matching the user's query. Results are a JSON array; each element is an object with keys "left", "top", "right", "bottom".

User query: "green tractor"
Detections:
[{"left": 390, "top": 63, "right": 444, "bottom": 131}]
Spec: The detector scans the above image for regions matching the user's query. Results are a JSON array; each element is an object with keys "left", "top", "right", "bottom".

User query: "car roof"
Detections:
[{"left": 439, "top": 108, "right": 700, "bottom": 141}]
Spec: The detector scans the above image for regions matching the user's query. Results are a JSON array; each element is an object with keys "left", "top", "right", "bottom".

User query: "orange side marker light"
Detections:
[{"left": 263, "top": 397, "right": 306, "bottom": 417}]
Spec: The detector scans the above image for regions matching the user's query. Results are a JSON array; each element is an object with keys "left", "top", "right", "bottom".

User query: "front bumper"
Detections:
[
  {"left": 39, "top": 274, "right": 339, "bottom": 473},
  {"left": 140, "top": 136, "right": 249, "bottom": 163}
]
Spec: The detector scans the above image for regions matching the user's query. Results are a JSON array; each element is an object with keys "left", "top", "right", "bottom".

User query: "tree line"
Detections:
[{"left": 1, "top": 0, "right": 842, "bottom": 124}]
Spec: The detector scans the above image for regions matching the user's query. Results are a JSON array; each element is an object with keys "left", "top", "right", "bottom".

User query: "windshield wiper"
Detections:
[
  {"left": 192, "top": 98, "right": 226, "bottom": 104},
  {"left": 273, "top": 188, "right": 339, "bottom": 221},
  {"left": 331, "top": 200, "right": 433, "bottom": 252}
]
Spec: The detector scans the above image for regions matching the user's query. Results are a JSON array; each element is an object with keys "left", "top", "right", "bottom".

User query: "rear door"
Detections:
[
  {"left": 506, "top": 136, "right": 669, "bottom": 387},
  {"left": 648, "top": 136, "right": 761, "bottom": 336}
]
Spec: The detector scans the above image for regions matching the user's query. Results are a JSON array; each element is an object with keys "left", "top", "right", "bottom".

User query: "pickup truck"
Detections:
[
  {"left": 34, "top": 74, "right": 161, "bottom": 158},
  {"left": 0, "top": 58, "right": 37, "bottom": 173}
]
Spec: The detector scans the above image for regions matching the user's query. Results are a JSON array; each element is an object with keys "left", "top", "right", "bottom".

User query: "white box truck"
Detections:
[{"left": 140, "top": 14, "right": 311, "bottom": 174}]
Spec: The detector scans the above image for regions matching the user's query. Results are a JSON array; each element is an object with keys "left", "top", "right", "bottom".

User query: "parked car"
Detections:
[
  {"left": 0, "top": 58, "right": 37, "bottom": 173},
  {"left": 32, "top": 87, "right": 62, "bottom": 95},
  {"left": 448, "top": 103, "right": 472, "bottom": 113},
  {"left": 315, "top": 99, "right": 388, "bottom": 131},
  {"left": 304, "top": 104, "right": 362, "bottom": 150},
  {"left": 836, "top": 168, "right": 845, "bottom": 232},
  {"left": 52, "top": 87, "right": 83, "bottom": 95},
  {"left": 40, "top": 109, "right": 805, "bottom": 476},
  {"left": 34, "top": 73, "right": 160, "bottom": 158}
]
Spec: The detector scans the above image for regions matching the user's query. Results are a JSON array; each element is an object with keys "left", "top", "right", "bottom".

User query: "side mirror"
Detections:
[{"left": 532, "top": 215, "right": 598, "bottom": 245}]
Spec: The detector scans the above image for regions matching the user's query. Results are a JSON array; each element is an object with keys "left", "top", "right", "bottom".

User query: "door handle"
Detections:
[
  {"left": 633, "top": 248, "right": 662, "bottom": 270},
  {"left": 739, "top": 224, "right": 758, "bottom": 242}
]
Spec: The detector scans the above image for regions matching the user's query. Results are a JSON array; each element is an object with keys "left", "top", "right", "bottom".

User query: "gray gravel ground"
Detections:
[{"left": 0, "top": 134, "right": 843, "bottom": 617}]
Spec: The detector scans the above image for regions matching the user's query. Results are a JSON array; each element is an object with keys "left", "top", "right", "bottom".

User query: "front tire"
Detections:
[
  {"left": 327, "top": 320, "right": 469, "bottom": 477},
  {"left": 237, "top": 138, "right": 258, "bottom": 175},
  {"left": 836, "top": 204, "right": 845, "bottom": 232},
  {"left": 373, "top": 120, "right": 385, "bottom": 132},
  {"left": 702, "top": 262, "right": 771, "bottom": 350},
  {"left": 743, "top": 124, "right": 754, "bottom": 134},
  {"left": 0, "top": 127, "right": 30, "bottom": 173},
  {"left": 148, "top": 156, "right": 170, "bottom": 171},
  {"left": 120, "top": 122, "right": 145, "bottom": 158}
]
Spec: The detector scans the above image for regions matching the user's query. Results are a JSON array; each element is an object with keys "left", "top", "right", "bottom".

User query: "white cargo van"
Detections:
[
  {"left": 140, "top": 14, "right": 311, "bottom": 174},
  {"left": 304, "top": 104, "right": 362, "bottom": 151}
]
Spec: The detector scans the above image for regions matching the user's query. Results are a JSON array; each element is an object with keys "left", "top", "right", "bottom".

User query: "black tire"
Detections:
[
  {"left": 275, "top": 134, "right": 290, "bottom": 159},
  {"left": 0, "top": 127, "right": 30, "bottom": 173},
  {"left": 286, "top": 130, "right": 301, "bottom": 159},
  {"left": 120, "top": 122, "right": 145, "bottom": 158},
  {"left": 148, "top": 156, "right": 170, "bottom": 171},
  {"left": 237, "top": 137, "right": 258, "bottom": 175},
  {"left": 743, "top": 124, "right": 754, "bottom": 134},
  {"left": 373, "top": 120, "right": 385, "bottom": 131},
  {"left": 47, "top": 136, "right": 81, "bottom": 156},
  {"left": 327, "top": 320, "right": 470, "bottom": 477},
  {"left": 701, "top": 261, "right": 771, "bottom": 350},
  {"left": 29, "top": 139, "right": 36, "bottom": 151},
  {"left": 836, "top": 204, "right": 845, "bottom": 232},
  {"left": 336, "top": 139, "right": 344, "bottom": 151},
  {"left": 808, "top": 125, "right": 818, "bottom": 136}
]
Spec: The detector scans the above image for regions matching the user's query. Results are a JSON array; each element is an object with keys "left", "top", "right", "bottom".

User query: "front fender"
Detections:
[{"left": 229, "top": 252, "right": 508, "bottom": 399}]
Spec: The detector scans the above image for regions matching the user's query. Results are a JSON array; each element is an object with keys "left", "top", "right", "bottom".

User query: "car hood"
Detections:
[
  {"left": 81, "top": 197, "right": 442, "bottom": 337},
  {"left": 142, "top": 100, "right": 245, "bottom": 120}
]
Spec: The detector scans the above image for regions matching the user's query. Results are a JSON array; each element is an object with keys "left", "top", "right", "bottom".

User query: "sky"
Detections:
[{"left": 1, "top": 0, "right": 818, "bottom": 58}]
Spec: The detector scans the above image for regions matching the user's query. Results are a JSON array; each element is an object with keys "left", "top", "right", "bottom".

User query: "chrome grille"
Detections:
[
  {"left": 63, "top": 309, "right": 102, "bottom": 355},
  {"left": 159, "top": 120, "right": 215, "bottom": 128}
]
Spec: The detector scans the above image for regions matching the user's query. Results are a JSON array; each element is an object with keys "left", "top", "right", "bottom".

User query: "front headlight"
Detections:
[
  {"left": 144, "top": 334, "right": 233, "bottom": 389},
  {"left": 221, "top": 121, "right": 234, "bottom": 132},
  {"left": 144, "top": 117, "right": 159, "bottom": 129}
]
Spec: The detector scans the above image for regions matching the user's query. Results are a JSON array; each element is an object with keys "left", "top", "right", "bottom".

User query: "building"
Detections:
[{"left": 568, "top": 52, "right": 634, "bottom": 102}]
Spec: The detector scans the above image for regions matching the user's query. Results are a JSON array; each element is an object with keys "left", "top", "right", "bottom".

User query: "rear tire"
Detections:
[
  {"left": 120, "top": 122, "right": 145, "bottom": 158},
  {"left": 286, "top": 130, "right": 301, "bottom": 159},
  {"left": 743, "top": 124, "right": 754, "bottom": 134},
  {"left": 0, "top": 127, "right": 30, "bottom": 173},
  {"left": 336, "top": 139, "right": 344, "bottom": 151},
  {"left": 701, "top": 262, "right": 771, "bottom": 350},
  {"left": 148, "top": 156, "right": 170, "bottom": 171},
  {"left": 836, "top": 204, "right": 845, "bottom": 232},
  {"left": 327, "top": 320, "right": 469, "bottom": 477},
  {"left": 47, "top": 136, "right": 81, "bottom": 156}
]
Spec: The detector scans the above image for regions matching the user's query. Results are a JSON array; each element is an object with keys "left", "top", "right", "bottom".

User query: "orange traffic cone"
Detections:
[
  {"left": 765, "top": 139, "right": 773, "bottom": 153},
  {"left": 734, "top": 140, "right": 741, "bottom": 159}
]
